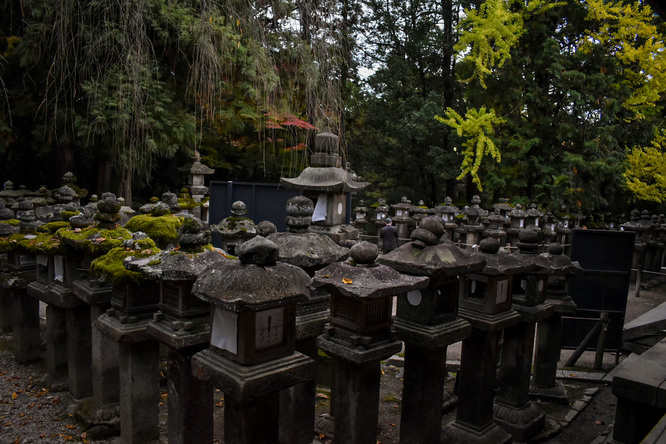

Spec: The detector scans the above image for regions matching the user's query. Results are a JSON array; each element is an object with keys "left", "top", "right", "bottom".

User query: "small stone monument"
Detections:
[{"left": 212, "top": 200, "right": 257, "bottom": 255}]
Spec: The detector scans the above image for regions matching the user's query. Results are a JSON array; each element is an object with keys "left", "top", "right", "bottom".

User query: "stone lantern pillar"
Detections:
[
  {"left": 267, "top": 195, "right": 350, "bottom": 444},
  {"left": 212, "top": 200, "right": 257, "bottom": 255},
  {"left": 493, "top": 229, "right": 554, "bottom": 441},
  {"left": 493, "top": 198, "right": 513, "bottom": 233},
  {"left": 556, "top": 214, "right": 572, "bottom": 254},
  {"left": 391, "top": 196, "right": 413, "bottom": 240},
  {"left": 379, "top": 217, "right": 485, "bottom": 443},
  {"left": 191, "top": 236, "right": 314, "bottom": 444},
  {"left": 281, "top": 131, "right": 370, "bottom": 246},
  {"left": 530, "top": 243, "right": 582, "bottom": 400},
  {"left": 441, "top": 237, "right": 528, "bottom": 444},
  {"left": 127, "top": 215, "right": 228, "bottom": 444},
  {"left": 314, "top": 242, "right": 429, "bottom": 444},
  {"left": 435, "top": 196, "right": 460, "bottom": 240}
]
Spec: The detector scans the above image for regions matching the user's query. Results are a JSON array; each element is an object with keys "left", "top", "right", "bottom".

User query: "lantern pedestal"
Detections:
[
  {"left": 72, "top": 279, "right": 120, "bottom": 434},
  {"left": 96, "top": 313, "right": 160, "bottom": 444},
  {"left": 192, "top": 348, "right": 314, "bottom": 444},
  {"left": 280, "top": 289, "right": 330, "bottom": 444},
  {"left": 0, "top": 285, "right": 11, "bottom": 333},
  {"left": 493, "top": 302, "right": 554, "bottom": 441},
  {"left": 530, "top": 297, "right": 578, "bottom": 400},
  {"left": 393, "top": 317, "right": 471, "bottom": 443},
  {"left": 147, "top": 314, "right": 214, "bottom": 444},
  {"left": 442, "top": 309, "right": 520, "bottom": 444},
  {"left": 318, "top": 335, "right": 401, "bottom": 444},
  {"left": 5, "top": 255, "right": 40, "bottom": 364},
  {"left": 44, "top": 304, "right": 68, "bottom": 388}
]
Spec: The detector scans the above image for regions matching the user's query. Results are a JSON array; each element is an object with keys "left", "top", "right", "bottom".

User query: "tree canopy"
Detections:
[{"left": 0, "top": 0, "right": 664, "bottom": 215}]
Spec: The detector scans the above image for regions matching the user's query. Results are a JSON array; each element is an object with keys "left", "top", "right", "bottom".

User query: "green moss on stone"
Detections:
[
  {"left": 58, "top": 226, "right": 133, "bottom": 256},
  {"left": 125, "top": 214, "right": 182, "bottom": 247},
  {"left": 91, "top": 240, "right": 160, "bottom": 286},
  {"left": 0, "top": 219, "right": 20, "bottom": 226},
  {"left": 17, "top": 231, "right": 63, "bottom": 255},
  {"left": 0, "top": 233, "right": 26, "bottom": 252},
  {"left": 39, "top": 221, "right": 71, "bottom": 233},
  {"left": 61, "top": 211, "right": 78, "bottom": 221}
]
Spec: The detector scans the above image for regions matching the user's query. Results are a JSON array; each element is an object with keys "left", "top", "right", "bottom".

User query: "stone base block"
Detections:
[
  {"left": 529, "top": 380, "right": 570, "bottom": 403},
  {"left": 493, "top": 400, "right": 545, "bottom": 442},
  {"left": 192, "top": 349, "right": 315, "bottom": 401},
  {"left": 440, "top": 420, "right": 512, "bottom": 444}
]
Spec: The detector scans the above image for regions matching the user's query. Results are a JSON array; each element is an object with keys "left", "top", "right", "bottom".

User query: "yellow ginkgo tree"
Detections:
[
  {"left": 435, "top": 107, "right": 504, "bottom": 191},
  {"left": 625, "top": 129, "right": 666, "bottom": 203}
]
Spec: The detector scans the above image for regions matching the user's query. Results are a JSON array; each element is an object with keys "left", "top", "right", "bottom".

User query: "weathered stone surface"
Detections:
[
  {"left": 313, "top": 244, "right": 428, "bottom": 299},
  {"left": 380, "top": 238, "right": 485, "bottom": 278},
  {"left": 193, "top": 237, "right": 311, "bottom": 311},
  {"left": 192, "top": 348, "right": 315, "bottom": 400}
]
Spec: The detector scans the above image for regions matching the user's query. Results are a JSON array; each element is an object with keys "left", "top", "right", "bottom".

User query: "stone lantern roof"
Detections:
[
  {"left": 192, "top": 236, "right": 311, "bottom": 312},
  {"left": 267, "top": 196, "right": 349, "bottom": 275},
  {"left": 472, "top": 237, "right": 534, "bottom": 276},
  {"left": 379, "top": 217, "right": 485, "bottom": 278},
  {"left": 280, "top": 131, "right": 369, "bottom": 193},
  {"left": 313, "top": 241, "right": 429, "bottom": 299}
]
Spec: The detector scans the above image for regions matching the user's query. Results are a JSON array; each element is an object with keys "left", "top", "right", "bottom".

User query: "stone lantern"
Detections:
[
  {"left": 373, "top": 198, "right": 389, "bottom": 234},
  {"left": 212, "top": 200, "right": 257, "bottom": 255},
  {"left": 492, "top": 229, "right": 555, "bottom": 441},
  {"left": 379, "top": 217, "right": 485, "bottom": 443},
  {"left": 442, "top": 237, "right": 528, "bottom": 444},
  {"left": 507, "top": 203, "right": 527, "bottom": 247},
  {"left": 352, "top": 200, "right": 368, "bottom": 232},
  {"left": 531, "top": 243, "right": 582, "bottom": 401},
  {"left": 461, "top": 195, "right": 487, "bottom": 248},
  {"left": 314, "top": 242, "right": 428, "bottom": 444},
  {"left": 435, "top": 196, "right": 460, "bottom": 240},
  {"left": 281, "top": 130, "right": 370, "bottom": 245},
  {"left": 525, "top": 203, "right": 543, "bottom": 236},
  {"left": 391, "top": 196, "right": 413, "bottom": 239},
  {"left": 483, "top": 208, "right": 507, "bottom": 246},
  {"left": 179, "top": 149, "right": 215, "bottom": 221},
  {"left": 191, "top": 236, "right": 314, "bottom": 444},
  {"left": 4, "top": 205, "right": 40, "bottom": 364}
]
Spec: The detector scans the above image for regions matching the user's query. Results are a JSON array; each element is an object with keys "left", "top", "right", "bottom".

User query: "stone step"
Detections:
[{"left": 622, "top": 301, "right": 666, "bottom": 341}]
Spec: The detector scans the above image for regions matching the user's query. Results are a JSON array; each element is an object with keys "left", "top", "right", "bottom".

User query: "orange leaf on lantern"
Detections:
[{"left": 342, "top": 278, "right": 352, "bottom": 284}]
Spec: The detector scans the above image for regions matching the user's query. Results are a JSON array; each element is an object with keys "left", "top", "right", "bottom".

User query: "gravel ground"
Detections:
[{"left": 0, "top": 334, "right": 93, "bottom": 444}]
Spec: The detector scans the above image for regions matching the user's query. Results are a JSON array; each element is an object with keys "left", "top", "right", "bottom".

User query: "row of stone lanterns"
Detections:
[{"left": 0, "top": 192, "right": 585, "bottom": 444}]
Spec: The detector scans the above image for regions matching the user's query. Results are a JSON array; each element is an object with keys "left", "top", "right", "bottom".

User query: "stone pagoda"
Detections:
[{"left": 280, "top": 131, "right": 369, "bottom": 245}]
